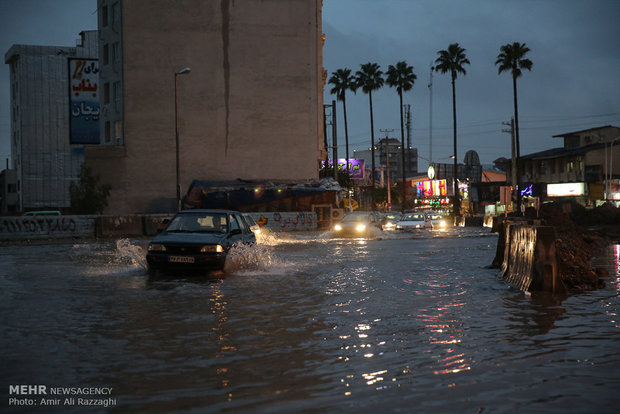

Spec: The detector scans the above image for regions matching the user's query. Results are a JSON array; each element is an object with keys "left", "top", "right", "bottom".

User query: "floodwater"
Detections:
[{"left": 1, "top": 228, "right": 619, "bottom": 413}]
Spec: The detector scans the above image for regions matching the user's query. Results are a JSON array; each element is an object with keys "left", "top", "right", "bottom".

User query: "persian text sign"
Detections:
[
  {"left": 69, "top": 58, "right": 100, "bottom": 144},
  {"left": 323, "top": 159, "right": 365, "bottom": 179}
]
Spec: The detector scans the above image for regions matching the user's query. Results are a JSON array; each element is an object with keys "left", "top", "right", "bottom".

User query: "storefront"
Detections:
[{"left": 411, "top": 178, "right": 452, "bottom": 213}]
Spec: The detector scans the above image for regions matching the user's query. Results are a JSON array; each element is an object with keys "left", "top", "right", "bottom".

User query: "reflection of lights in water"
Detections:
[
  {"left": 418, "top": 299, "right": 471, "bottom": 375},
  {"left": 615, "top": 245, "right": 620, "bottom": 287},
  {"left": 363, "top": 370, "right": 387, "bottom": 385}
]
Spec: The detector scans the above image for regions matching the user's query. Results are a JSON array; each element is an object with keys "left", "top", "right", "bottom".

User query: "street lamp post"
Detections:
[{"left": 174, "top": 67, "right": 191, "bottom": 212}]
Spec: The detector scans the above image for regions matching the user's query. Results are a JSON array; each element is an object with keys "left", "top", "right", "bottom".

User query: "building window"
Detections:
[
  {"left": 104, "top": 83, "right": 110, "bottom": 104},
  {"left": 539, "top": 161, "right": 547, "bottom": 175},
  {"left": 114, "top": 81, "right": 121, "bottom": 111},
  {"left": 112, "top": 2, "right": 120, "bottom": 25},
  {"left": 103, "top": 44, "right": 109, "bottom": 65},
  {"left": 114, "top": 120, "right": 121, "bottom": 140},
  {"left": 112, "top": 42, "right": 120, "bottom": 63},
  {"left": 105, "top": 121, "right": 111, "bottom": 143},
  {"left": 567, "top": 161, "right": 574, "bottom": 173},
  {"left": 102, "top": 5, "right": 108, "bottom": 26}
]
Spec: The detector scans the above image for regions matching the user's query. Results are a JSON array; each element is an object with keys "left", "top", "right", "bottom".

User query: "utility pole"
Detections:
[
  {"left": 502, "top": 118, "right": 516, "bottom": 201},
  {"left": 380, "top": 129, "right": 394, "bottom": 211},
  {"left": 428, "top": 62, "right": 434, "bottom": 164},
  {"left": 322, "top": 104, "right": 330, "bottom": 163},
  {"left": 332, "top": 100, "right": 338, "bottom": 181},
  {"left": 405, "top": 104, "right": 412, "bottom": 150}
]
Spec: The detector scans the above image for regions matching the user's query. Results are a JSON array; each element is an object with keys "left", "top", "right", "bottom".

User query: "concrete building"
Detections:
[
  {"left": 4, "top": 31, "right": 99, "bottom": 212},
  {"left": 89, "top": 0, "right": 325, "bottom": 214},
  {"left": 353, "top": 138, "right": 418, "bottom": 185},
  {"left": 514, "top": 125, "right": 620, "bottom": 206},
  {"left": 0, "top": 166, "right": 18, "bottom": 214}
]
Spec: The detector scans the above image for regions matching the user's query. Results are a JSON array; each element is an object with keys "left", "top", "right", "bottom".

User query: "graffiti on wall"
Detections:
[
  {"left": 0, "top": 217, "right": 78, "bottom": 234},
  {"left": 249, "top": 212, "right": 316, "bottom": 231}
]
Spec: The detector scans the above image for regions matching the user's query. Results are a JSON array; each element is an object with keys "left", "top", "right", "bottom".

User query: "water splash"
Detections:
[
  {"left": 115, "top": 239, "right": 147, "bottom": 269},
  {"left": 225, "top": 242, "right": 275, "bottom": 273}
]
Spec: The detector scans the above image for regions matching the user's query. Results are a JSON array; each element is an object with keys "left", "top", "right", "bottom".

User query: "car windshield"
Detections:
[
  {"left": 166, "top": 213, "right": 228, "bottom": 233},
  {"left": 384, "top": 213, "right": 400, "bottom": 220},
  {"left": 403, "top": 213, "right": 425, "bottom": 221},
  {"left": 342, "top": 213, "right": 371, "bottom": 223}
]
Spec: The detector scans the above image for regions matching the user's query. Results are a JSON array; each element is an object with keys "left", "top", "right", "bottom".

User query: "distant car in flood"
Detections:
[
  {"left": 381, "top": 212, "right": 402, "bottom": 231},
  {"left": 427, "top": 211, "right": 449, "bottom": 230},
  {"left": 146, "top": 209, "right": 256, "bottom": 274},
  {"left": 243, "top": 214, "right": 262, "bottom": 235},
  {"left": 333, "top": 211, "right": 383, "bottom": 237},
  {"left": 395, "top": 212, "right": 431, "bottom": 230}
]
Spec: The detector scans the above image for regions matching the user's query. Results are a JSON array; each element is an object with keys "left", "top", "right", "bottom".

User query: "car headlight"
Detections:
[
  {"left": 439, "top": 220, "right": 447, "bottom": 228},
  {"left": 356, "top": 224, "right": 367, "bottom": 232},
  {"left": 201, "top": 245, "right": 224, "bottom": 253},
  {"left": 148, "top": 243, "right": 166, "bottom": 252},
  {"left": 334, "top": 224, "right": 342, "bottom": 231},
  {"left": 384, "top": 222, "right": 394, "bottom": 228}
]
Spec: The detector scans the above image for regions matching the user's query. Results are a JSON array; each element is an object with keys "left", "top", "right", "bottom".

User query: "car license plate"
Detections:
[{"left": 169, "top": 256, "right": 195, "bottom": 264}]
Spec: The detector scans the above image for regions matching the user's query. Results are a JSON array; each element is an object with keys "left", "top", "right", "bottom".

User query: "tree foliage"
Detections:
[{"left": 70, "top": 165, "right": 112, "bottom": 214}]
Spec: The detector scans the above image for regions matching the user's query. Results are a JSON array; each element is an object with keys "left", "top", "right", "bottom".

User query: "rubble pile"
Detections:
[{"left": 538, "top": 203, "right": 610, "bottom": 291}]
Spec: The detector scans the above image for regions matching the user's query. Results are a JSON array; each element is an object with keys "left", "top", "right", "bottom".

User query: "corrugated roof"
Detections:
[
  {"left": 551, "top": 125, "right": 616, "bottom": 138},
  {"left": 521, "top": 143, "right": 606, "bottom": 160}
]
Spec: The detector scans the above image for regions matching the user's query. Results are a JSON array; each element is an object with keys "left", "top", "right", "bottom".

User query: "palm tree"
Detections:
[
  {"left": 495, "top": 42, "right": 533, "bottom": 193},
  {"left": 434, "top": 43, "right": 470, "bottom": 217},
  {"left": 386, "top": 61, "right": 416, "bottom": 210},
  {"left": 355, "top": 62, "right": 384, "bottom": 208},
  {"left": 328, "top": 68, "right": 357, "bottom": 175}
]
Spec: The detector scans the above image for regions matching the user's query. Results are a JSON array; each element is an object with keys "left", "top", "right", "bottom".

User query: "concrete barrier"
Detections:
[
  {"left": 0, "top": 211, "right": 317, "bottom": 241},
  {"left": 245, "top": 211, "right": 317, "bottom": 231},
  {"left": 96, "top": 216, "right": 143, "bottom": 237},
  {"left": 0, "top": 215, "right": 97, "bottom": 240},
  {"left": 143, "top": 215, "right": 173, "bottom": 236},
  {"left": 494, "top": 220, "right": 565, "bottom": 294}
]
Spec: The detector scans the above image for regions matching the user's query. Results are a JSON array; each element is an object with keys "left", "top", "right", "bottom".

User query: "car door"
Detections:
[{"left": 228, "top": 213, "right": 251, "bottom": 245}]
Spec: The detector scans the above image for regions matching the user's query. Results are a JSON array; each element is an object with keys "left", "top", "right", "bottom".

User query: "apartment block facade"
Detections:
[
  {"left": 89, "top": 0, "right": 325, "bottom": 214},
  {"left": 4, "top": 31, "right": 98, "bottom": 211}
]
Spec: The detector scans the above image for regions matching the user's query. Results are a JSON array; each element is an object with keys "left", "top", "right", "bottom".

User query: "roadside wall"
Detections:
[
  {"left": 0, "top": 215, "right": 98, "bottom": 240},
  {"left": 0, "top": 211, "right": 317, "bottom": 241},
  {"left": 246, "top": 212, "right": 316, "bottom": 232},
  {"left": 492, "top": 219, "right": 564, "bottom": 293}
]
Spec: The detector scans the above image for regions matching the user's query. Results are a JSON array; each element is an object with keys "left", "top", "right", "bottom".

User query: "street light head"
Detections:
[{"left": 176, "top": 67, "right": 191, "bottom": 75}]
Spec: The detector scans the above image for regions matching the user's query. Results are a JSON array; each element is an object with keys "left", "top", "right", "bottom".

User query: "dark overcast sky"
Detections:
[
  {"left": 1, "top": 0, "right": 619, "bottom": 169},
  {"left": 323, "top": 0, "right": 620, "bottom": 168}
]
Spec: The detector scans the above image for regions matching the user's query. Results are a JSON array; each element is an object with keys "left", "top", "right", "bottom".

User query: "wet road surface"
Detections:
[{"left": 1, "top": 228, "right": 619, "bottom": 413}]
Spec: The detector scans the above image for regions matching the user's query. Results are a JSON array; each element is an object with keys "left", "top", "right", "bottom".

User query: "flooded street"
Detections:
[{"left": 1, "top": 228, "right": 619, "bottom": 413}]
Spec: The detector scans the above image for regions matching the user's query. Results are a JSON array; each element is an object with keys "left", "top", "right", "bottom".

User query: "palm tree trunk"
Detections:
[
  {"left": 399, "top": 91, "right": 407, "bottom": 209},
  {"left": 512, "top": 74, "right": 520, "bottom": 192},
  {"left": 343, "top": 95, "right": 350, "bottom": 173},
  {"left": 451, "top": 74, "right": 459, "bottom": 216},
  {"left": 369, "top": 92, "right": 376, "bottom": 210}
]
